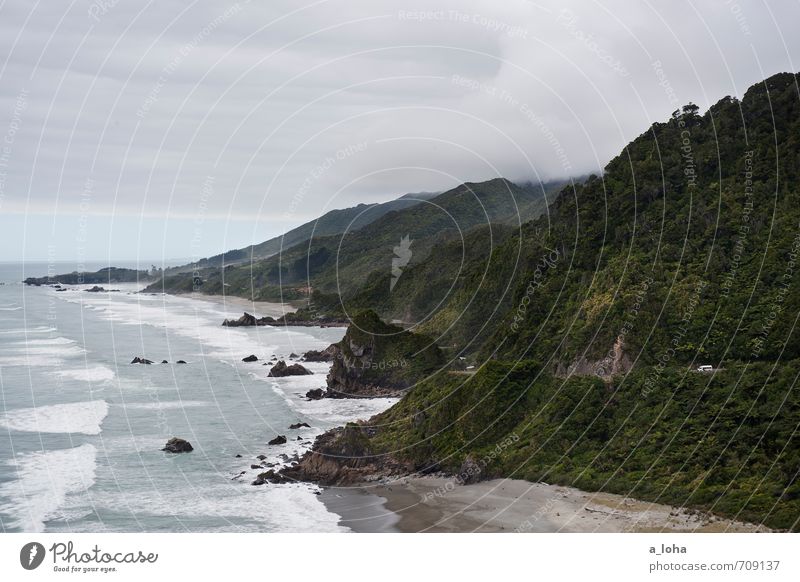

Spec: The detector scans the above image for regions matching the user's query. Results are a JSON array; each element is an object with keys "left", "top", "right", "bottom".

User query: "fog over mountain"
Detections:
[{"left": 0, "top": 0, "right": 797, "bottom": 260}]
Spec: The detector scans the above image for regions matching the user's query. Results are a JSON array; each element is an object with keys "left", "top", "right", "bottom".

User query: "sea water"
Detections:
[{"left": 0, "top": 262, "right": 396, "bottom": 532}]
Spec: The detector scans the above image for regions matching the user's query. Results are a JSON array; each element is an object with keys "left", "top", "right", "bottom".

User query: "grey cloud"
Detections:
[{"left": 0, "top": 0, "right": 798, "bottom": 260}]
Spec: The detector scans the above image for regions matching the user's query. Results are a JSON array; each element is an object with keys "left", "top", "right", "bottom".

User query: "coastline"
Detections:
[
  {"left": 175, "top": 292, "right": 298, "bottom": 318},
  {"left": 322, "top": 477, "right": 771, "bottom": 533}
]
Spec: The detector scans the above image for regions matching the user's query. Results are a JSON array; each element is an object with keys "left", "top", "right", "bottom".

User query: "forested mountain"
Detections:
[
  {"left": 167, "top": 191, "right": 439, "bottom": 273},
  {"left": 292, "top": 72, "right": 800, "bottom": 531},
  {"left": 147, "top": 178, "right": 560, "bottom": 300}
]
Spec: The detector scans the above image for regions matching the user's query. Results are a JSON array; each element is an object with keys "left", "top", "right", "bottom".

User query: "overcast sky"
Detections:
[{"left": 0, "top": 0, "right": 797, "bottom": 263}]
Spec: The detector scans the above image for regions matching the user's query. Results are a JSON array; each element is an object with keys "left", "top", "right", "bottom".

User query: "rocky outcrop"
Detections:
[
  {"left": 223, "top": 312, "right": 258, "bottom": 327},
  {"left": 24, "top": 267, "right": 150, "bottom": 286},
  {"left": 176, "top": 360, "right": 187, "bottom": 364},
  {"left": 289, "top": 422, "right": 311, "bottom": 429},
  {"left": 302, "top": 345, "right": 338, "bottom": 362},
  {"left": 267, "top": 360, "right": 312, "bottom": 377},
  {"left": 305, "top": 388, "right": 326, "bottom": 400},
  {"left": 221, "top": 311, "right": 349, "bottom": 328},
  {"left": 251, "top": 469, "right": 294, "bottom": 485},
  {"left": 556, "top": 336, "right": 633, "bottom": 380},
  {"left": 324, "top": 310, "right": 445, "bottom": 398},
  {"left": 280, "top": 424, "right": 405, "bottom": 485},
  {"left": 242, "top": 354, "right": 259, "bottom": 362},
  {"left": 162, "top": 437, "right": 193, "bottom": 453},
  {"left": 268, "top": 435, "right": 287, "bottom": 445},
  {"left": 131, "top": 357, "right": 154, "bottom": 364}
]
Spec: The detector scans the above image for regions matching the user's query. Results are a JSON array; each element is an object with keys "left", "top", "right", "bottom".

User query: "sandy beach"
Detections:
[
  {"left": 180, "top": 292, "right": 298, "bottom": 318},
  {"left": 322, "top": 477, "right": 770, "bottom": 533}
]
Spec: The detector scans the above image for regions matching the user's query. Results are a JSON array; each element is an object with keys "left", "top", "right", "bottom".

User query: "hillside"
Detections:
[
  {"left": 146, "top": 178, "right": 559, "bottom": 301},
  {"left": 288, "top": 72, "right": 800, "bottom": 531},
  {"left": 168, "top": 191, "right": 439, "bottom": 273}
]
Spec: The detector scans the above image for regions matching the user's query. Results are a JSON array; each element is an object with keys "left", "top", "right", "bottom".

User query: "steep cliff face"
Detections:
[
  {"left": 325, "top": 310, "right": 446, "bottom": 398},
  {"left": 280, "top": 423, "right": 409, "bottom": 485}
]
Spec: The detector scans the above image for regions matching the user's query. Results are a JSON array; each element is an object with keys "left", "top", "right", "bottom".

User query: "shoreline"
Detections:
[
  {"left": 321, "top": 476, "right": 771, "bottom": 533},
  {"left": 174, "top": 292, "right": 299, "bottom": 318}
]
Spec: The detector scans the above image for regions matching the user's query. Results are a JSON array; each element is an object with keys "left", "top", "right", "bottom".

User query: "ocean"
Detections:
[{"left": 0, "top": 262, "right": 396, "bottom": 532}]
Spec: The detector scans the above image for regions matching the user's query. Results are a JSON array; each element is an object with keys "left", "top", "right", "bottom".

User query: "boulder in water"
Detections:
[
  {"left": 162, "top": 437, "right": 193, "bottom": 453},
  {"left": 267, "top": 360, "right": 313, "bottom": 377},
  {"left": 242, "top": 354, "right": 259, "bottom": 362}
]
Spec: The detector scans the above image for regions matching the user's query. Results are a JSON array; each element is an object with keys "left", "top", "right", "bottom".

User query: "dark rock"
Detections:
[
  {"left": 235, "top": 454, "right": 242, "bottom": 458},
  {"left": 85, "top": 285, "right": 106, "bottom": 292},
  {"left": 222, "top": 312, "right": 258, "bottom": 327},
  {"left": 302, "top": 345, "right": 338, "bottom": 362},
  {"left": 131, "top": 357, "right": 153, "bottom": 365},
  {"left": 457, "top": 455, "right": 482, "bottom": 484},
  {"left": 250, "top": 464, "right": 261, "bottom": 469},
  {"left": 289, "top": 353, "right": 299, "bottom": 359},
  {"left": 161, "top": 360, "right": 169, "bottom": 364},
  {"left": 296, "top": 436, "right": 303, "bottom": 440},
  {"left": 256, "top": 454, "right": 267, "bottom": 460},
  {"left": 305, "top": 388, "right": 326, "bottom": 400},
  {"left": 176, "top": 360, "right": 187, "bottom": 364},
  {"left": 242, "top": 354, "right": 259, "bottom": 362},
  {"left": 162, "top": 437, "right": 193, "bottom": 453},
  {"left": 289, "top": 422, "right": 311, "bottom": 429},
  {"left": 268, "top": 435, "right": 287, "bottom": 446},
  {"left": 251, "top": 469, "right": 292, "bottom": 486},
  {"left": 267, "top": 360, "right": 313, "bottom": 377}
]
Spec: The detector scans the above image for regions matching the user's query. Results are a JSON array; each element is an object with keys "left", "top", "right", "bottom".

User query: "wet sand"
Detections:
[
  {"left": 182, "top": 293, "right": 297, "bottom": 318},
  {"left": 322, "top": 477, "right": 771, "bottom": 533}
]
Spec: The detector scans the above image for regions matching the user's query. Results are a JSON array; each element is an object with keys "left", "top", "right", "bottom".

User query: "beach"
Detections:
[
  {"left": 321, "top": 477, "right": 771, "bottom": 533},
  {"left": 181, "top": 292, "right": 297, "bottom": 318}
]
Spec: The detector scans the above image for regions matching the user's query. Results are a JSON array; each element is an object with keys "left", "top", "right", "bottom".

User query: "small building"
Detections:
[{"left": 696, "top": 364, "right": 714, "bottom": 373}]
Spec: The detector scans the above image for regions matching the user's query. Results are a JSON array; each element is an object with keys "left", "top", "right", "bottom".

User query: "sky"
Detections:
[{"left": 0, "top": 0, "right": 797, "bottom": 263}]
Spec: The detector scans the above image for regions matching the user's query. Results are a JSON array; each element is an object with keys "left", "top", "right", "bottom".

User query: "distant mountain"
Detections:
[
  {"left": 169, "top": 191, "right": 440, "bottom": 273},
  {"left": 148, "top": 178, "right": 564, "bottom": 299}
]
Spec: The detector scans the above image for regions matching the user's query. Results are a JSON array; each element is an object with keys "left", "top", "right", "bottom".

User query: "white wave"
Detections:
[
  {"left": 123, "top": 400, "right": 209, "bottom": 410},
  {"left": 0, "top": 326, "right": 56, "bottom": 335},
  {"left": 0, "top": 336, "right": 85, "bottom": 368},
  {"left": 0, "top": 306, "right": 21, "bottom": 311},
  {"left": 12, "top": 336, "right": 75, "bottom": 346},
  {"left": 47, "top": 481, "right": 346, "bottom": 533},
  {"left": 0, "top": 400, "right": 109, "bottom": 435},
  {"left": 62, "top": 291, "right": 342, "bottom": 363},
  {"left": 56, "top": 366, "right": 115, "bottom": 383},
  {"left": 0, "top": 444, "right": 98, "bottom": 532}
]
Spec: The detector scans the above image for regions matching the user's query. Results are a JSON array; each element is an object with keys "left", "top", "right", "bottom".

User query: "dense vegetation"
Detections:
[
  {"left": 322, "top": 72, "right": 800, "bottom": 531},
  {"left": 327, "top": 310, "right": 445, "bottom": 397},
  {"left": 170, "top": 191, "right": 439, "bottom": 273},
  {"left": 145, "top": 178, "right": 557, "bottom": 301},
  {"left": 366, "top": 359, "right": 800, "bottom": 530}
]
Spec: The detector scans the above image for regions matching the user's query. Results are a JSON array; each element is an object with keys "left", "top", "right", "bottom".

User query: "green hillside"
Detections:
[
  {"left": 167, "top": 191, "right": 439, "bottom": 273},
  {"left": 146, "top": 178, "right": 557, "bottom": 301},
  {"left": 296, "top": 72, "right": 800, "bottom": 531}
]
